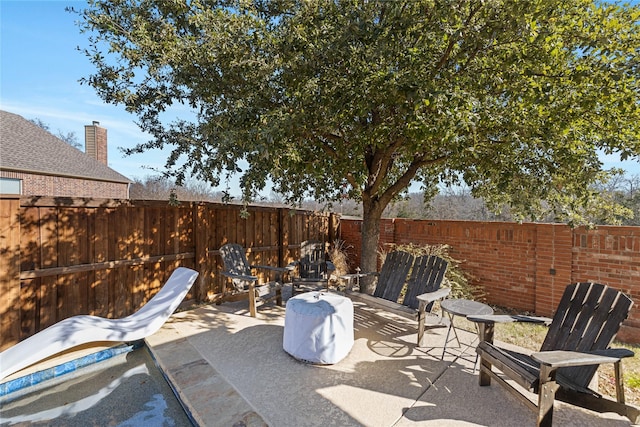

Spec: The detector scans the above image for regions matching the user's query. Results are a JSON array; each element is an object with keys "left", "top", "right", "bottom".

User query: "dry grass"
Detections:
[
  {"left": 490, "top": 315, "right": 640, "bottom": 406},
  {"left": 328, "top": 239, "right": 351, "bottom": 277}
]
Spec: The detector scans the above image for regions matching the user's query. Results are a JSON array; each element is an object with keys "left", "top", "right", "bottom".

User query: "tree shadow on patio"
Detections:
[{"left": 167, "top": 303, "right": 463, "bottom": 426}]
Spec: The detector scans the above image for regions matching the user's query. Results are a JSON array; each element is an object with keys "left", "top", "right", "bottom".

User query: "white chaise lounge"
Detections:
[{"left": 0, "top": 267, "right": 199, "bottom": 381}]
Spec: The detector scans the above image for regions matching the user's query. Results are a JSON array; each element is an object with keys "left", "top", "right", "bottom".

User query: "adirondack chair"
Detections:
[
  {"left": 288, "top": 240, "right": 336, "bottom": 296},
  {"left": 347, "top": 251, "right": 450, "bottom": 346},
  {"left": 470, "top": 282, "right": 640, "bottom": 427},
  {"left": 219, "top": 243, "right": 289, "bottom": 317}
]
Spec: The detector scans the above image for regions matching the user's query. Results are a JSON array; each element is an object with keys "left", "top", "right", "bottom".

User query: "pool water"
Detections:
[{"left": 0, "top": 346, "right": 193, "bottom": 426}]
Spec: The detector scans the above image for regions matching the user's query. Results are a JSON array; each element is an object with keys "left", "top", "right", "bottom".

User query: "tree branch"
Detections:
[
  {"left": 367, "top": 137, "right": 406, "bottom": 195},
  {"left": 433, "top": 2, "right": 483, "bottom": 74},
  {"left": 378, "top": 153, "right": 448, "bottom": 208}
]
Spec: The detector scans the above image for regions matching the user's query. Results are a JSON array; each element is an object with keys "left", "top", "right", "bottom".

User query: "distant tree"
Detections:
[
  {"left": 130, "top": 175, "right": 220, "bottom": 202},
  {"left": 383, "top": 187, "right": 509, "bottom": 221},
  {"left": 30, "top": 118, "right": 82, "bottom": 149},
  {"left": 77, "top": 1, "right": 640, "bottom": 292},
  {"left": 386, "top": 175, "right": 640, "bottom": 224},
  {"left": 594, "top": 173, "right": 640, "bottom": 226}
]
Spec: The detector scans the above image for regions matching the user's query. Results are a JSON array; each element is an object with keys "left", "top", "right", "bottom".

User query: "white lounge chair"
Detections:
[{"left": 0, "top": 267, "right": 199, "bottom": 381}]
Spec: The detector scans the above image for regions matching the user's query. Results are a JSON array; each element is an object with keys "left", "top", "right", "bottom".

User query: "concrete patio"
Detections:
[{"left": 145, "top": 291, "right": 636, "bottom": 427}]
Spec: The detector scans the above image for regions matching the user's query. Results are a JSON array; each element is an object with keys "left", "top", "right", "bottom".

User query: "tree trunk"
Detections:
[{"left": 360, "top": 197, "right": 383, "bottom": 294}]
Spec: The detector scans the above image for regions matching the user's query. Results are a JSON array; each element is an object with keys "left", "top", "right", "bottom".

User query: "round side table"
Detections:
[{"left": 440, "top": 299, "right": 493, "bottom": 364}]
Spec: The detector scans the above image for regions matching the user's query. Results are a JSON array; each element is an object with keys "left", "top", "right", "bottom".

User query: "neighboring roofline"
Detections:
[
  {"left": 0, "top": 166, "right": 132, "bottom": 184},
  {"left": 0, "top": 110, "right": 133, "bottom": 185}
]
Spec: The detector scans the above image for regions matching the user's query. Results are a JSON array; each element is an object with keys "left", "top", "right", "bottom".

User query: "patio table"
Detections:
[{"left": 440, "top": 298, "right": 493, "bottom": 365}]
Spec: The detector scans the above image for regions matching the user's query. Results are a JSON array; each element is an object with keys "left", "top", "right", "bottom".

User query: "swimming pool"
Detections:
[{"left": 0, "top": 344, "right": 194, "bottom": 426}]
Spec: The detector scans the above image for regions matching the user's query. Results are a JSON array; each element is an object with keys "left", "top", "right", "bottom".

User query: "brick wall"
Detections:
[
  {"left": 571, "top": 226, "right": 640, "bottom": 341},
  {"left": 0, "top": 171, "right": 128, "bottom": 199},
  {"left": 340, "top": 218, "right": 640, "bottom": 343}
]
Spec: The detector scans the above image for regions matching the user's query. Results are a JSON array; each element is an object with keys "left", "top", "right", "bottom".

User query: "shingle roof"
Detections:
[{"left": 0, "top": 110, "right": 131, "bottom": 184}]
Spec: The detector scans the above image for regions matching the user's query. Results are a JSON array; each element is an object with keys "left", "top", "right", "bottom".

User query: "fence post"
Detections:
[
  {"left": 329, "top": 213, "right": 339, "bottom": 244},
  {"left": 278, "top": 208, "right": 286, "bottom": 267},
  {"left": 0, "top": 196, "right": 21, "bottom": 350},
  {"left": 194, "top": 203, "right": 211, "bottom": 303}
]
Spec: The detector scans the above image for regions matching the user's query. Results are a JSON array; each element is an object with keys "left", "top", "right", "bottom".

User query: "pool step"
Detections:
[{"left": 146, "top": 324, "right": 266, "bottom": 427}]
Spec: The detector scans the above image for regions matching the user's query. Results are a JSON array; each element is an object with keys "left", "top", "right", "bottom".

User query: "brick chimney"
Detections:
[{"left": 84, "top": 121, "right": 108, "bottom": 165}]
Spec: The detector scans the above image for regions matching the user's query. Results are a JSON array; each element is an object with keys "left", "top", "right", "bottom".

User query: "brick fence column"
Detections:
[{"left": 534, "top": 224, "right": 573, "bottom": 316}]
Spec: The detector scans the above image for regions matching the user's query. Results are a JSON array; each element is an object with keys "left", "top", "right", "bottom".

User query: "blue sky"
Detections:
[
  {"left": 1, "top": 1, "right": 638, "bottom": 192},
  {"left": 1, "top": 1, "right": 169, "bottom": 183}
]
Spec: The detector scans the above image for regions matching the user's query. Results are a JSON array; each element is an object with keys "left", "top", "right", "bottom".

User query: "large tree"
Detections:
[{"left": 76, "top": 0, "right": 639, "bottom": 292}]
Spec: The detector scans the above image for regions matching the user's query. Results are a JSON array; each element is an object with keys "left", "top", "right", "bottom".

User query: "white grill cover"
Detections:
[{"left": 283, "top": 292, "right": 354, "bottom": 364}]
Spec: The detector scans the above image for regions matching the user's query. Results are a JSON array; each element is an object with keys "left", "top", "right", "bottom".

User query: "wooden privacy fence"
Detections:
[{"left": 0, "top": 196, "right": 338, "bottom": 350}]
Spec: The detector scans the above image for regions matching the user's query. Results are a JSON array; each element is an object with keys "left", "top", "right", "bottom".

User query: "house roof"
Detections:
[{"left": 0, "top": 110, "right": 131, "bottom": 184}]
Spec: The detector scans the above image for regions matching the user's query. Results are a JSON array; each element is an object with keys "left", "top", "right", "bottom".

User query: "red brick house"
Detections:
[{"left": 0, "top": 110, "right": 130, "bottom": 198}]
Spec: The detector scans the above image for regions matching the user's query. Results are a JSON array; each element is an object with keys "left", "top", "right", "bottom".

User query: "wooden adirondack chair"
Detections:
[
  {"left": 219, "top": 243, "right": 289, "bottom": 317},
  {"left": 470, "top": 282, "right": 639, "bottom": 426},
  {"left": 288, "top": 240, "right": 336, "bottom": 296},
  {"left": 348, "top": 251, "right": 450, "bottom": 346}
]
